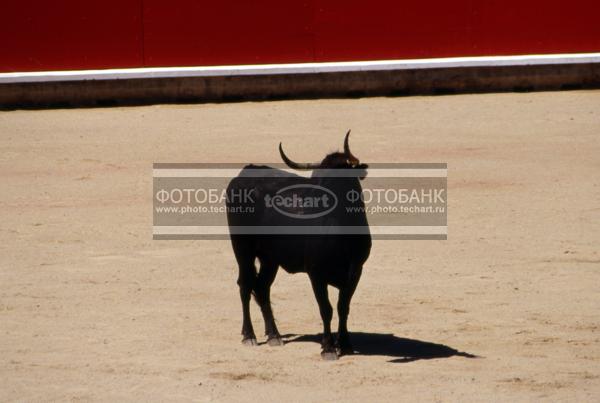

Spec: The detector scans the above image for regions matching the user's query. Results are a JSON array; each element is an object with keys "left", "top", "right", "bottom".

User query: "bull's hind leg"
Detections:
[
  {"left": 231, "top": 236, "right": 258, "bottom": 346},
  {"left": 236, "top": 258, "right": 258, "bottom": 346},
  {"left": 336, "top": 264, "right": 363, "bottom": 356},
  {"left": 309, "top": 273, "right": 337, "bottom": 360},
  {"left": 254, "top": 259, "right": 283, "bottom": 346}
]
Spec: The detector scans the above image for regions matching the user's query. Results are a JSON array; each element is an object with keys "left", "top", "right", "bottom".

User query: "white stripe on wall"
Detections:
[{"left": 2, "top": 52, "right": 599, "bottom": 84}]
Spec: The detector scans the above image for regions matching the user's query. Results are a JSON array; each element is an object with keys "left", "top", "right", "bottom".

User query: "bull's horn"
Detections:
[
  {"left": 343, "top": 130, "right": 358, "bottom": 161},
  {"left": 279, "top": 143, "right": 321, "bottom": 170}
]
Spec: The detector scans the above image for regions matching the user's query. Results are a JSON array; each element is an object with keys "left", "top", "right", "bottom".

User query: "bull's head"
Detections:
[{"left": 279, "top": 130, "right": 368, "bottom": 179}]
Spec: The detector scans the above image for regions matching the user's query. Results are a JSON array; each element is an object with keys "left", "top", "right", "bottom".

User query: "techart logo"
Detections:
[{"left": 264, "top": 184, "right": 338, "bottom": 219}]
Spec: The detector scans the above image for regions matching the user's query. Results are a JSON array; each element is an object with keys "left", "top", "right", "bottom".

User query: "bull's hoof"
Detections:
[
  {"left": 321, "top": 350, "right": 339, "bottom": 361},
  {"left": 267, "top": 336, "right": 284, "bottom": 346},
  {"left": 242, "top": 337, "right": 258, "bottom": 346}
]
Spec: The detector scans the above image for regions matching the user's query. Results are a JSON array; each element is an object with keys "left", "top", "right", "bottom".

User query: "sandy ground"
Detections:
[{"left": 1, "top": 91, "right": 599, "bottom": 402}]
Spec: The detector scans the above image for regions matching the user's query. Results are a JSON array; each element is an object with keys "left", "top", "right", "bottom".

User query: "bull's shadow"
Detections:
[{"left": 283, "top": 332, "right": 477, "bottom": 363}]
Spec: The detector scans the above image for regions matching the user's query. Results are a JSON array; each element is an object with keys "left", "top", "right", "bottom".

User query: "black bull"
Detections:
[{"left": 226, "top": 131, "right": 372, "bottom": 360}]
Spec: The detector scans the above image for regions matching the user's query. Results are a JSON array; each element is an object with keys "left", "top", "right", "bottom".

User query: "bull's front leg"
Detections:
[{"left": 309, "top": 274, "right": 337, "bottom": 360}]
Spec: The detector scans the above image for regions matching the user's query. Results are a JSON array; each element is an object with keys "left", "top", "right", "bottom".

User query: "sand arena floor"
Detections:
[{"left": 1, "top": 90, "right": 599, "bottom": 401}]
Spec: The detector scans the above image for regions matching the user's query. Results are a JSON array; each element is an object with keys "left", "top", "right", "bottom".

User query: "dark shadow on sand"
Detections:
[{"left": 283, "top": 332, "right": 477, "bottom": 363}]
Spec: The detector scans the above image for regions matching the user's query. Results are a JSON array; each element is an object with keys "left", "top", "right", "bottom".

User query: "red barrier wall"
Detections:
[{"left": 2, "top": 0, "right": 600, "bottom": 73}]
